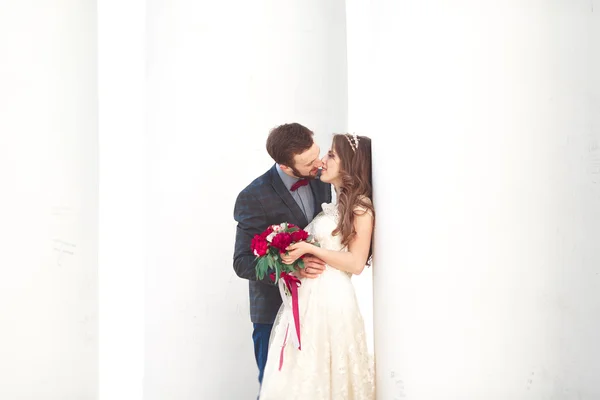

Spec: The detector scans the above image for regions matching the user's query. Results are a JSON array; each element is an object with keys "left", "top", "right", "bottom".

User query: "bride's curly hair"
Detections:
[{"left": 331, "top": 134, "right": 375, "bottom": 258}]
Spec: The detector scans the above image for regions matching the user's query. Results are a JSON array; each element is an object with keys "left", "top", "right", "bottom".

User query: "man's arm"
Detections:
[{"left": 233, "top": 189, "right": 274, "bottom": 284}]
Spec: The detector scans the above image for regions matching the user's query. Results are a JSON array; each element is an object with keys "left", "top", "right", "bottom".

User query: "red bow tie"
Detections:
[{"left": 290, "top": 179, "right": 309, "bottom": 192}]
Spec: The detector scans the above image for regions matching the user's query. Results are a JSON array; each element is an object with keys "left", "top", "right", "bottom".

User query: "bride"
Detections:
[{"left": 259, "top": 133, "right": 375, "bottom": 400}]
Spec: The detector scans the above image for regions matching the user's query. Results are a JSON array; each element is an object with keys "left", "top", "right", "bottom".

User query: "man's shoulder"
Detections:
[{"left": 236, "top": 167, "right": 274, "bottom": 200}]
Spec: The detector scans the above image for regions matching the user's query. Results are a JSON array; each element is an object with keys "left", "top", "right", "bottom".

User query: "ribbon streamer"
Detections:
[{"left": 273, "top": 272, "right": 302, "bottom": 370}]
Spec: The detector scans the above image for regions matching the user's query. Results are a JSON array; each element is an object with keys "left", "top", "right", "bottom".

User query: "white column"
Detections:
[
  {"left": 346, "top": 0, "right": 376, "bottom": 354},
  {"left": 370, "top": 2, "right": 600, "bottom": 399},
  {"left": 0, "top": 1, "right": 98, "bottom": 398},
  {"left": 144, "top": 0, "right": 347, "bottom": 398},
  {"left": 98, "top": 1, "right": 146, "bottom": 400}
]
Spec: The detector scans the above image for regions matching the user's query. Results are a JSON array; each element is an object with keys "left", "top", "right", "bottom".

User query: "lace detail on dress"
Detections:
[
  {"left": 321, "top": 201, "right": 339, "bottom": 218},
  {"left": 305, "top": 203, "right": 344, "bottom": 253}
]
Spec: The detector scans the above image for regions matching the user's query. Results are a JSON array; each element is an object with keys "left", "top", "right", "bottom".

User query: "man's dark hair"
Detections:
[{"left": 266, "top": 123, "right": 314, "bottom": 168}]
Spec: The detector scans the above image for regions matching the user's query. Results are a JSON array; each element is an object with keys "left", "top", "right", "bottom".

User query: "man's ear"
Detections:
[{"left": 280, "top": 164, "right": 293, "bottom": 174}]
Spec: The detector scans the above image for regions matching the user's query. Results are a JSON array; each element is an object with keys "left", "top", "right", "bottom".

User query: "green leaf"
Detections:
[
  {"left": 265, "top": 256, "right": 276, "bottom": 283},
  {"left": 274, "top": 262, "right": 281, "bottom": 283},
  {"left": 296, "top": 258, "right": 305, "bottom": 270},
  {"left": 255, "top": 257, "right": 269, "bottom": 280}
]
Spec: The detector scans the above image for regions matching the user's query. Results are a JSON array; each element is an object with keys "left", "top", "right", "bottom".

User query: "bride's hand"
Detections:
[{"left": 281, "top": 242, "right": 310, "bottom": 265}]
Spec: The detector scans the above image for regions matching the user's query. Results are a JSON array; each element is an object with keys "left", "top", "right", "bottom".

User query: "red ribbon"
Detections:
[
  {"left": 270, "top": 271, "right": 302, "bottom": 371},
  {"left": 281, "top": 272, "right": 302, "bottom": 351}
]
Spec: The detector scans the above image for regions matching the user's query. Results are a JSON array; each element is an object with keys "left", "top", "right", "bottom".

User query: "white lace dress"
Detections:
[{"left": 259, "top": 203, "right": 375, "bottom": 400}]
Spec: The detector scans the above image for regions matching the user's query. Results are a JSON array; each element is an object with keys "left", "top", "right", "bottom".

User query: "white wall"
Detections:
[
  {"left": 98, "top": 1, "right": 146, "bottom": 399},
  {"left": 0, "top": 1, "right": 98, "bottom": 399},
  {"left": 369, "top": 2, "right": 600, "bottom": 399},
  {"left": 144, "top": 0, "right": 347, "bottom": 398}
]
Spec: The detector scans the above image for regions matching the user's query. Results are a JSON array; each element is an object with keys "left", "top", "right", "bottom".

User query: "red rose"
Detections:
[
  {"left": 271, "top": 232, "right": 293, "bottom": 253},
  {"left": 260, "top": 225, "right": 274, "bottom": 239},
  {"left": 251, "top": 234, "right": 268, "bottom": 257},
  {"left": 287, "top": 223, "right": 296, "bottom": 229},
  {"left": 290, "top": 229, "right": 309, "bottom": 243}
]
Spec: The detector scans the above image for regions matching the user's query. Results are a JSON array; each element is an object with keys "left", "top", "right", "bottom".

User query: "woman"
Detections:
[{"left": 259, "top": 133, "right": 375, "bottom": 400}]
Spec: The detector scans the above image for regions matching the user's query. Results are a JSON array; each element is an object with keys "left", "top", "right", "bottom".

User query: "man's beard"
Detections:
[{"left": 290, "top": 165, "right": 318, "bottom": 180}]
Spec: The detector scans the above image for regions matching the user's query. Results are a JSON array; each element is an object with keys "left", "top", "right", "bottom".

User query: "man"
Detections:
[{"left": 233, "top": 122, "right": 332, "bottom": 387}]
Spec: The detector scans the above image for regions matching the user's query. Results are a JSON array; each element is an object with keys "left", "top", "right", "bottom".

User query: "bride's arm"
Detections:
[{"left": 284, "top": 210, "right": 373, "bottom": 275}]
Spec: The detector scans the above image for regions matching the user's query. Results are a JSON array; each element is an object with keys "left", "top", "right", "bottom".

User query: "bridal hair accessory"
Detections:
[{"left": 345, "top": 133, "right": 360, "bottom": 152}]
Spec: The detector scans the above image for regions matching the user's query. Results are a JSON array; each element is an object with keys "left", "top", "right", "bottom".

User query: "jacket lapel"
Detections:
[
  {"left": 309, "top": 178, "right": 324, "bottom": 214},
  {"left": 269, "top": 165, "right": 309, "bottom": 227}
]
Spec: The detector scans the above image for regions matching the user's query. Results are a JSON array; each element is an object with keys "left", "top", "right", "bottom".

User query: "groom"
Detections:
[{"left": 233, "top": 122, "right": 332, "bottom": 386}]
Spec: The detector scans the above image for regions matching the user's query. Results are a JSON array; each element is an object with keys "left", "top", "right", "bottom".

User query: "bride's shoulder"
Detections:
[{"left": 353, "top": 195, "right": 373, "bottom": 216}]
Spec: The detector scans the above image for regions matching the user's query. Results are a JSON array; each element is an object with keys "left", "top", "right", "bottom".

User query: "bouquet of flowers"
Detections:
[
  {"left": 251, "top": 222, "right": 318, "bottom": 285},
  {"left": 250, "top": 222, "right": 319, "bottom": 368}
]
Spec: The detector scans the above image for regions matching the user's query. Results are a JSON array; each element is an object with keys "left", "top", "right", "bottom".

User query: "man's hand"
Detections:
[{"left": 296, "top": 254, "right": 326, "bottom": 279}]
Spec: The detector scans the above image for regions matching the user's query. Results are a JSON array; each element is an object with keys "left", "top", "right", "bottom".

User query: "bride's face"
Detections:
[{"left": 320, "top": 147, "right": 342, "bottom": 186}]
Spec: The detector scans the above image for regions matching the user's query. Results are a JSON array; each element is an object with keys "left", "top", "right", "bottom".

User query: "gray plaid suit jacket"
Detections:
[{"left": 233, "top": 164, "right": 332, "bottom": 324}]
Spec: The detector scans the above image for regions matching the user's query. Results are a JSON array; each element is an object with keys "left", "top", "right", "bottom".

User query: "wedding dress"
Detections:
[{"left": 259, "top": 202, "right": 375, "bottom": 400}]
